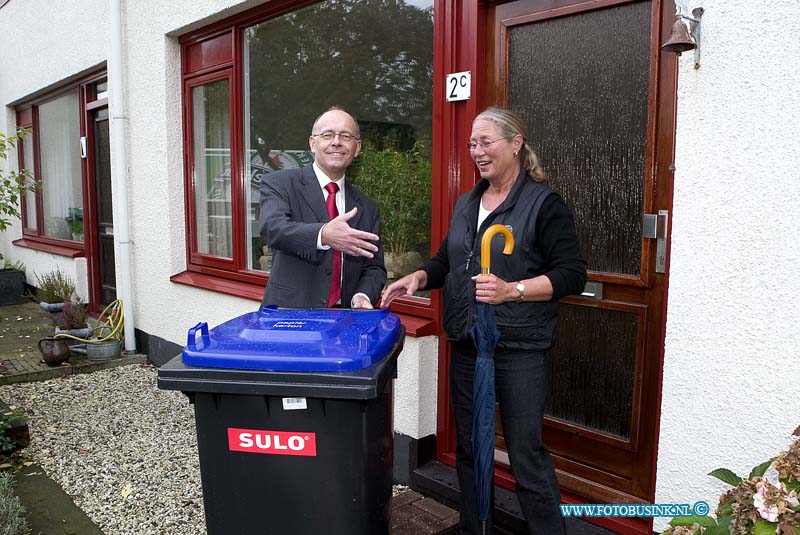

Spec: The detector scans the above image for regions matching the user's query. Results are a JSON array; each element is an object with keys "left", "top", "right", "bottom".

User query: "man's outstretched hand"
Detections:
[{"left": 321, "top": 207, "right": 380, "bottom": 258}]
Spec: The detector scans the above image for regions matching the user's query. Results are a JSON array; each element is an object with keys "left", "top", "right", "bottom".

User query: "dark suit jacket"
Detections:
[{"left": 259, "top": 165, "right": 386, "bottom": 308}]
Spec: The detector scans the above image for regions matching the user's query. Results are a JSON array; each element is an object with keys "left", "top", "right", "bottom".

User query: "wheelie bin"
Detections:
[{"left": 157, "top": 305, "right": 404, "bottom": 535}]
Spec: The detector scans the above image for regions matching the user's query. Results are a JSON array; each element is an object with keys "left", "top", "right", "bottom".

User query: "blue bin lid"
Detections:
[{"left": 181, "top": 306, "right": 402, "bottom": 372}]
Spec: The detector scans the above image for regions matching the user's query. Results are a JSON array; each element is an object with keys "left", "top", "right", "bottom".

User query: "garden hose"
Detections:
[{"left": 54, "top": 299, "right": 124, "bottom": 344}]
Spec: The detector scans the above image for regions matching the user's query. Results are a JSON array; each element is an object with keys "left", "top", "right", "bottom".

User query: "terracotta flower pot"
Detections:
[{"left": 37, "top": 337, "right": 71, "bottom": 366}]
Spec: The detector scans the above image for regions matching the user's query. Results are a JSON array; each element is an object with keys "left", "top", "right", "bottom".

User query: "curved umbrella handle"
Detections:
[{"left": 480, "top": 224, "right": 514, "bottom": 274}]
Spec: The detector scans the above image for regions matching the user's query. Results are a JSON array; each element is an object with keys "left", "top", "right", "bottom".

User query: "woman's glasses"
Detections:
[{"left": 467, "top": 138, "right": 506, "bottom": 151}]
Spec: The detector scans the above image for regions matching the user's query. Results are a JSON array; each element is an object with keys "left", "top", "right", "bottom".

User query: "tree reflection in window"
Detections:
[{"left": 243, "top": 0, "right": 434, "bottom": 284}]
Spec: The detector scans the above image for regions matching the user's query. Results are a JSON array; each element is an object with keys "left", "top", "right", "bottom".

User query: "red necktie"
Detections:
[{"left": 325, "top": 182, "right": 341, "bottom": 307}]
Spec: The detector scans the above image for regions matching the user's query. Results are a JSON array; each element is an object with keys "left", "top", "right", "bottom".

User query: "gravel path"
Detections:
[{"left": 0, "top": 364, "right": 206, "bottom": 535}]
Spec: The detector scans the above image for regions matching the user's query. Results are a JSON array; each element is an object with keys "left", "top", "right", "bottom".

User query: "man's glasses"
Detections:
[
  {"left": 467, "top": 138, "right": 507, "bottom": 151},
  {"left": 312, "top": 131, "right": 360, "bottom": 143}
]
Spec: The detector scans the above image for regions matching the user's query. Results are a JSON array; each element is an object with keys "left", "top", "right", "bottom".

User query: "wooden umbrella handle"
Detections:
[{"left": 480, "top": 224, "right": 514, "bottom": 275}]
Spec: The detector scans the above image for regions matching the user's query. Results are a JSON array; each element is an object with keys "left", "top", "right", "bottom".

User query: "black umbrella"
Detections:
[{"left": 471, "top": 224, "right": 514, "bottom": 533}]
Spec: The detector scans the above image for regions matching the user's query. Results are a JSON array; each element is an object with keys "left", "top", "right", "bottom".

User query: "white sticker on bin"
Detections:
[{"left": 282, "top": 397, "right": 307, "bottom": 410}]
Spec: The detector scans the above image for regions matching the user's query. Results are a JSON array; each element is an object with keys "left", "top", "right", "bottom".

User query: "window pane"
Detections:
[
  {"left": 546, "top": 304, "right": 637, "bottom": 438},
  {"left": 507, "top": 1, "right": 650, "bottom": 275},
  {"left": 243, "top": 0, "right": 434, "bottom": 282},
  {"left": 22, "top": 136, "right": 37, "bottom": 230},
  {"left": 95, "top": 80, "right": 108, "bottom": 100},
  {"left": 192, "top": 79, "right": 232, "bottom": 258},
  {"left": 38, "top": 91, "right": 82, "bottom": 241}
]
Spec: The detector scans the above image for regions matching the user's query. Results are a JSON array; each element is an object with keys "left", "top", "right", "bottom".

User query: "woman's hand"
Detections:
[
  {"left": 380, "top": 270, "right": 427, "bottom": 308},
  {"left": 472, "top": 274, "right": 515, "bottom": 304}
]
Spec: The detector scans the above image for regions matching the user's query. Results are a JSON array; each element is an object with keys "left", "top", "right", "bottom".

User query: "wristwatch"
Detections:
[{"left": 515, "top": 281, "right": 525, "bottom": 302}]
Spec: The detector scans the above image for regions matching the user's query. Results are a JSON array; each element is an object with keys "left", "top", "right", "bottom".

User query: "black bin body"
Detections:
[{"left": 158, "top": 307, "right": 404, "bottom": 535}]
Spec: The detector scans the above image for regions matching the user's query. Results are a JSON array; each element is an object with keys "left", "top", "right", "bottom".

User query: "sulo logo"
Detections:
[{"left": 228, "top": 428, "right": 317, "bottom": 457}]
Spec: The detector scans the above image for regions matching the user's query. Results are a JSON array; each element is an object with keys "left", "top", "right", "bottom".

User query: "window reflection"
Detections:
[
  {"left": 242, "top": 0, "right": 434, "bottom": 285},
  {"left": 192, "top": 79, "right": 232, "bottom": 258},
  {"left": 38, "top": 91, "right": 82, "bottom": 242},
  {"left": 22, "top": 136, "right": 37, "bottom": 230}
]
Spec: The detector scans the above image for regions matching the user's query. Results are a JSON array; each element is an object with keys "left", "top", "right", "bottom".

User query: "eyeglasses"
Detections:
[
  {"left": 467, "top": 138, "right": 507, "bottom": 151},
  {"left": 312, "top": 131, "right": 360, "bottom": 143}
]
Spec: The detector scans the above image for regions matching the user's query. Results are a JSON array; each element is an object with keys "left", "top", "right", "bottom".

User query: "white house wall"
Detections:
[
  {"left": 122, "top": 0, "right": 266, "bottom": 344},
  {"left": 121, "top": 0, "right": 437, "bottom": 444},
  {"left": 0, "top": 0, "right": 437, "bottom": 446},
  {"left": 0, "top": 0, "right": 109, "bottom": 105},
  {"left": 0, "top": 0, "right": 109, "bottom": 288},
  {"left": 394, "top": 336, "right": 439, "bottom": 440},
  {"left": 655, "top": 1, "right": 800, "bottom": 530}
]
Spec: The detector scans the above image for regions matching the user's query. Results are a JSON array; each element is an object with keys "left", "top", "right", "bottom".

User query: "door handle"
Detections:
[
  {"left": 581, "top": 281, "right": 603, "bottom": 300},
  {"left": 642, "top": 210, "right": 668, "bottom": 274}
]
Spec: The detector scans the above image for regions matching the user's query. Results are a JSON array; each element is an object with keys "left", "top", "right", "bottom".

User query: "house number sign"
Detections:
[{"left": 445, "top": 71, "right": 471, "bottom": 102}]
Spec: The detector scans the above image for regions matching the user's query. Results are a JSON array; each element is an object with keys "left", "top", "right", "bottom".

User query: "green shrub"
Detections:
[
  {"left": 34, "top": 267, "right": 75, "bottom": 304},
  {"left": 0, "top": 254, "right": 25, "bottom": 272},
  {"left": 0, "top": 128, "right": 37, "bottom": 233},
  {"left": 349, "top": 142, "right": 432, "bottom": 259},
  {"left": 0, "top": 472, "right": 29, "bottom": 535},
  {"left": 0, "top": 415, "right": 15, "bottom": 455}
]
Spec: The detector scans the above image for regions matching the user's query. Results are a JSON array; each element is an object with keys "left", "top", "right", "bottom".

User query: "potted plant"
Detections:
[
  {"left": 40, "top": 296, "right": 91, "bottom": 366},
  {"left": 36, "top": 267, "right": 92, "bottom": 366},
  {"left": 35, "top": 267, "right": 76, "bottom": 326},
  {"left": 661, "top": 426, "right": 800, "bottom": 535},
  {"left": 0, "top": 255, "right": 27, "bottom": 306},
  {"left": 0, "top": 128, "right": 36, "bottom": 305},
  {"left": 349, "top": 142, "right": 431, "bottom": 278},
  {"left": 66, "top": 207, "right": 83, "bottom": 242},
  {"left": 54, "top": 297, "right": 92, "bottom": 350}
]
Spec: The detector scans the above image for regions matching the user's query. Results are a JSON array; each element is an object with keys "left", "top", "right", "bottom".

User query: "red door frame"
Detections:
[
  {"left": 82, "top": 74, "right": 110, "bottom": 314},
  {"left": 431, "top": 2, "right": 679, "bottom": 535}
]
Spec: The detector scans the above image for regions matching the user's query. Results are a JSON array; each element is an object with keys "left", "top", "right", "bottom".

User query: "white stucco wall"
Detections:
[
  {"left": 120, "top": 0, "right": 267, "bottom": 341},
  {"left": 0, "top": 0, "right": 438, "bottom": 443},
  {"left": 0, "top": 0, "right": 109, "bottom": 287},
  {"left": 655, "top": 1, "right": 800, "bottom": 530},
  {"left": 394, "top": 335, "right": 439, "bottom": 439},
  {"left": 0, "top": 0, "right": 109, "bottom": 105},
  {"left": 119, "top": 0, "right": 439, "bottom": 442}
]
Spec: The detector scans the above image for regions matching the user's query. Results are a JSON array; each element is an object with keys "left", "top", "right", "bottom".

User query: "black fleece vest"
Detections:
[{"left": 441, "top": 171, "right": 560, "bottom": 352}]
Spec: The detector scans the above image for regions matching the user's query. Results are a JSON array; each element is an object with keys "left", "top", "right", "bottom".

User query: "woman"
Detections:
[{"left": 381, "top": 106, "right": 586, "bottom": 534}]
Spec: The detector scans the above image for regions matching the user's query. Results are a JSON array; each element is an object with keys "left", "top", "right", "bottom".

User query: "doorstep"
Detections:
[
  {"left": 412, "top": 461, "right": 620, "bottom": 535},
  {"left": 392, "top": 489, "right": 459, "bottom": 534}
]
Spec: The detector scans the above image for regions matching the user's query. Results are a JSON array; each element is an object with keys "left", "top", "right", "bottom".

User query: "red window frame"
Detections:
[
  {"left": 172, "top": 1, "right": 442, "bottom": 335},
  {"left": 176, "top": 27, "right": 267, "bottom": 290},
  {"left": 184, "top": 69, "right": 238, "bottom": 273},
  {"left": 13, "top": 70, "right": 107, "bottom": 258}
]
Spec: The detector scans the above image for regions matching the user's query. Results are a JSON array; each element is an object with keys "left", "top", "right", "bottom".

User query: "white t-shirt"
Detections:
[{"left": 477, "top": 198, "right": 492, "bottom": 230}]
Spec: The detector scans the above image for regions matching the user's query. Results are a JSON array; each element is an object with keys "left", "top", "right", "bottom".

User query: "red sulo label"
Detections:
[{"left": 227, "top": 428, "right": 317, "bottom": 456}]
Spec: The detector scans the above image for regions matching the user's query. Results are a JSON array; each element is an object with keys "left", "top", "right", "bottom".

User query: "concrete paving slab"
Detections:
[
  {"left": 11, "top": 463, "right": 104, "bottom": 535},
  {"left": 0, "top": 300, "right": 145, "bottom": 386}
]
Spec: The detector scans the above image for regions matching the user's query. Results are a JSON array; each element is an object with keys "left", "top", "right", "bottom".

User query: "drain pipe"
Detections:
[{"left": 109, "top": 0, "right": 136, "bottom": 352}]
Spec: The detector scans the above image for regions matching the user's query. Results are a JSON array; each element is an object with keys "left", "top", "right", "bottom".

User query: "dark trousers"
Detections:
[{"left": 450, "top": 341, "right": 565, "bottom": 535}]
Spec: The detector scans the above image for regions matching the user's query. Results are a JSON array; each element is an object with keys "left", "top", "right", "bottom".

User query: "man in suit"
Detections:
[{"left": 259, "top": 107, "right": 385, "bottom": 309}]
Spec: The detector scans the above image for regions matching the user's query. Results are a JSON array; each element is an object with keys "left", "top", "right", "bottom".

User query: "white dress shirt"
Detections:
[
  {"left": 313, "top": 162, "right": 345, "bottom": 249},
  {"left": 312, "top": 162, "right": 370, "bottom": 307}
]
